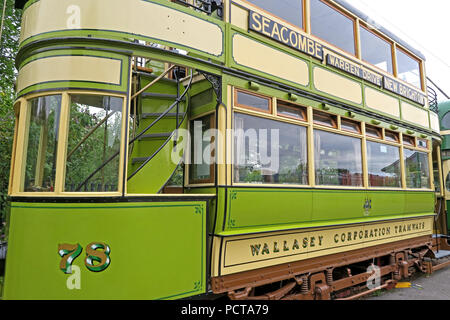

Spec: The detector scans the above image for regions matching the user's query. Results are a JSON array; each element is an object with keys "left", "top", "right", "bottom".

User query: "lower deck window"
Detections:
[
  {"left": 189, "top": 114, "right": 215, "bottom": 184},
  {"left": 314, "top": 130, "right": 362, "bottom": 186},
  {"left": 22, "top": 95, "right": 62, "bottom": 192},
  {"left": 234, "top": 113, "right": 308, "bottom": 185},
  {"left": 404, "top": 149, "right": 430, "bottom": 189},
  {"left": 367, "top": 141, "right": 401, "bottom": 188},
  {"left": 65, "top": 95, "right": 123, "bottom": 192}
]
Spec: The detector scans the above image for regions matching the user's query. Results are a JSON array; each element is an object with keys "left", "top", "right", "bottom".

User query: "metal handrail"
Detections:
[
  {"left": 75, "top": 67, "right": 193, "bottom": 191},
  {"left": 127, "top": 70, "right": 194, "bottom": 181}
]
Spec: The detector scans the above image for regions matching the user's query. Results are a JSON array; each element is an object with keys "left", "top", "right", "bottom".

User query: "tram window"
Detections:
[
  {"left": 396, "top": 48, "right": 422, "bottom": 90},
  {"left": 310, "top": 0, "right": 356, "bottom": 55},
  {"left": 404, "top": 149, "right": 430, "bottom": 189},
  {"left": 314, "top": 130, "right": 363, "bottom": 187},
  {"left": 446, "top": 173, "right": 450, "bottom": 192},
  {"left": 22, "top": 95, "right": 62, "bottom": 192},
  {"left": 277, "top": 101, "right": 306, "bottom": 121},
  {"left": 367, "top": 141, "right": 401, "bottom": 188},
  {"left": 385, "top": 130, "right": 399, "bottom": 143},
  {"left": 235, "top": 89, "right": 271, "bottom": 113},
  {"left": 341, "top": 119, "right": 361, "bottom": 134},
  {"left": 441, "top": 112, "right": 450, "bottom": 130},
  {"left": 65, "top": 95, "right": 123, "bottom": 192},
  {"left": 234, "top": 113, "right": 308, "bottom": 185},
  {"left": 417, "top": 139, "right": 428, "bottom": 149},
  {"left": 365, "top": 125, "right": 382, "bottom": 139},
  {"left": 313, "top": 111, "right": 337, "bottom": 128},
  {"left": 189, "top": 114, "right": 215, "bottom": 184},
  {"left": 245, "top": 0, "right": 304, "bottom": 29},
  {"left": 359, "top": 25, "right": 393, "bottom": 74},
  {"left": 403, "top": 135, "right": 415, "bottom": 147}
]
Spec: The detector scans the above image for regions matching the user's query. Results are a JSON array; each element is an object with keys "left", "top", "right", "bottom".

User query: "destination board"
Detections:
[
  {"left": 383, "top": 76, "right": 426, "bottom": 106},
  {"left": 248, "top": 10, "right": 324, "bottom": 60}
]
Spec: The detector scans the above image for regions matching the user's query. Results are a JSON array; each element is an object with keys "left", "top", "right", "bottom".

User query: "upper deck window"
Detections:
[
  {"left": 359, "top": 25, "right": 393, "bottom": 74},
  {"left": 310, "top": 0, "right": 356, "bottom": 55},
  {"left": 245, "top": 0, "right": 304, "bottom": 29},
  {"left": 396, "top": 47, "right": 422, "bottom": 90}
]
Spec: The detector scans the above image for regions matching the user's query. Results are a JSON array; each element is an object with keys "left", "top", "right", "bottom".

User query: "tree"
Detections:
[{"left": 0, "top": 0, "right": 22, "bottom": 238}]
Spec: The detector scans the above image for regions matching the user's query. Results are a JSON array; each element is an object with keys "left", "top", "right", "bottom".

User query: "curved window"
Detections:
[
  {"left": 245, "top": 0, "right": 304, "bottom": 29},
  {"left": 441, "top": 112, "right": 450, "bottom": 130},
  {"left": 367, "top": 141, "right": 401, "bottom": 188},
  {"left": 446, "top": 172, "right": 450, "bottom": 192},
  {"left": 234, "top": 113, "right": 308, "bottom": 185},
  {"left": 64, "top": 94, "right": 123, "bottom": 192},
  {"left": 404, "top": 149, "right": 430, "bottom": 189},
  {"left": 314, "top": 130, "right": 363, "bottom": 186},
  {"left": 22, "top": 95, "right": 62, "bottom": 192},
  {"left": 359, "top": 26, "right": 393, "bottom": 74},
  {"left": 310, "top": 0, "right": 355, "bottom": 55}
]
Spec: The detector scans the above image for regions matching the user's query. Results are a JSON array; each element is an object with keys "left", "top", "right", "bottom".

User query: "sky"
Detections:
[{"left": 345, "top": 0, "right": 450, "bottom": 102}]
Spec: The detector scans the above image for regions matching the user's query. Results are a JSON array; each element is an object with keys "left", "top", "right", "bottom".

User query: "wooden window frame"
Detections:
[
  {"left": 395, "top": 46, "right": 424, "bottom": 91},
  {"left": 277, "top": 100, "right": 307, "bottom": 122},
  {"left": 310, "top": 0, "right": 357, "bottom": 57},
  {"left": 365, "top": 125, "right": 382, "bottom": 139},
  {"left": 402, "top": 135, "right": 416, "bottom": 147},
  {"left": 417, "top": 138, "right": 429, "bottom": 150},
  {"left": 188, "top": 113, "right": 216, "bottom": 185},
  {"left": 341, "top": 118, "right": 361, "bottom": 134},
  {"left": 234, "top": 88, "right": 272, "bottom": 114},
  {"left": 313, "top": 110, "right": 338, "bottom": 128},
  {"left": 384, "top": 130, "right": 400, "bottom": 143},
  {"left": 359, "top": 23, "right": 394, "bottom": 75}
]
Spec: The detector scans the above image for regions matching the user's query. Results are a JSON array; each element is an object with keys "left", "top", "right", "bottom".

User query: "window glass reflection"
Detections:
[
  {"left": 359, "top": 26, "right": 393, "bottom": 74},
  {"left": 234, "top": 113, "right": 308, "bottom": 185},
  {"left": 367, "top": 141, "right": 401, "bottom": 188},
  {"left": 396, "top": 48, "right": 422, "bottom": 89},
  {"left": 314, "top": 130, "right": 362, "bottom": 186},
  {"left": 310, "top": 0, "right": 355, "bottom": 55},
  {"left": 404, "top": 149, "right": 430, "bottom": 189}
]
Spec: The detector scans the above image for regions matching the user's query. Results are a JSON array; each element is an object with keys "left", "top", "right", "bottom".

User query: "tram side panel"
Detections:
[{"left": 2, "top": 200, "right": 208, "bottom": 300}]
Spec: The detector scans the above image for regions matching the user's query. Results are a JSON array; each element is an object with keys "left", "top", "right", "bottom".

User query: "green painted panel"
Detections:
[
  {"left": 221, "top": 187, "right": 435, "bottom": 233},
  {"left": 225, "top": 188, "right": 313, "bottom": 230},
  {"left": 3, "top": 201, "right": 206, "bottom": 300},
  {"left": 312, "top": 189, "right": 366, "bottom": 221}
]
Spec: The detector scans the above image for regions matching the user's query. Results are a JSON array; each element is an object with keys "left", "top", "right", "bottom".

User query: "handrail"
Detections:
[
  {"left": 127, "top": 70, "right": 194, "bottom": 181},
  {"left": 131, "top": 65, "right": 175, "bottom": 100},
  {"left": 75, "top": 68, "right": 193, "bottom": 191}
]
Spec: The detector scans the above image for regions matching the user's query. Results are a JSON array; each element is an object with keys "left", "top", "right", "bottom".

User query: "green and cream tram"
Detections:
[{"left": 1, "top": 0, "right": 449, "bottom": 300}]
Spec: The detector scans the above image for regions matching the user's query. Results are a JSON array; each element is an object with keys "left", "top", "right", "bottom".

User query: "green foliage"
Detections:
[{"left": 0, "top": 0, "right": 21, "bottom": 234}]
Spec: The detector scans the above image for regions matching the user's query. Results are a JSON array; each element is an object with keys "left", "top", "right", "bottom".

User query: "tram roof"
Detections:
[
  {"left": 335, "top": 0, "right": 426, "bottom": 60},
  {"left": 14, "top": 0, "right": 426, "bottom": 61}
]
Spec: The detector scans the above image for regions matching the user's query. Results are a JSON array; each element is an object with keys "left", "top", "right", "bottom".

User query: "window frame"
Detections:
[
  {"left": 395, "top": 45, "right": 424, "bottom": 91},
  {"left": 187, "top": 112, "right": 216, "bottom": 185},
  {"left": 359, "top": 23, "right": 394, "bottom": 75},
  {"left": 242, "top": 0, "right": 306, "bottom": 31},
  {"left": 11, "top": 90, "right": 128, "bottom": 197},
  {"left": 234, "top": 88, "right": 273, "bottom": 115},
  {"left": 310, "top": 0, "right": 358, "bottom": 57},
  {"left": 277, "top": 100, "right": 307, "bottom": 122},
  {"left": 313, "top": 110, "right": 338, "bottom": 129}
]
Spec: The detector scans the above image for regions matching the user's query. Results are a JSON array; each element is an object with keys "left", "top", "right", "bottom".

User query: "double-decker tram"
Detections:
[{"left": 2, "top": 0, "right": 450, "bottom": 300}]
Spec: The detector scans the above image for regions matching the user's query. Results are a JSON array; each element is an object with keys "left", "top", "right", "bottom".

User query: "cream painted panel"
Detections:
[
  {"left": 230, "top": 3, "right": 248, "bottom": 30},
  {"left": 16, "top": 56, "right": 122, "bottom": 93},
  {"left": 233, "top": 34, "right": 309, "bottom": 86},
  {"left": 21, "top": 0, "right": 223, "bottom": 56},
  {"left": 313, "top": 67, "right": 362, "bottom": 104},
  {"left": 401, "top": 102, "right": 430, "bottom": 128},
  {"left": 430, "top": 112, "right": 440, "bottom": 133},
  {"left": 365, "top": 87, "right": 400, "bottom": 117}
]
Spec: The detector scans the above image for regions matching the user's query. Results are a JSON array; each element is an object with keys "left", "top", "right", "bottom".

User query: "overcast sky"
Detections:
[{"left": 345, "top": 0, "right": 450, "bottom": 102}]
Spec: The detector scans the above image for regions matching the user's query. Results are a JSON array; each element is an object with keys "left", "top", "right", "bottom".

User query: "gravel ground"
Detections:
[{"left": 364, "top": 266, "right": 450, "bottom": 300}]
